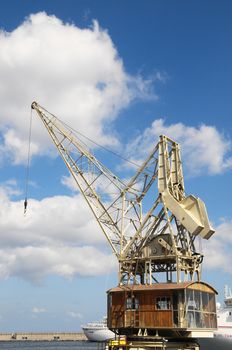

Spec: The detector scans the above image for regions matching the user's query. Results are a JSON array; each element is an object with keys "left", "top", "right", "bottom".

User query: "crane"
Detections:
[
  {"left": 31, "top": 102, "right": 218, "bottom": 348},
  {"left": 31, "top": 101, "right": 214, "bottom": 286}
]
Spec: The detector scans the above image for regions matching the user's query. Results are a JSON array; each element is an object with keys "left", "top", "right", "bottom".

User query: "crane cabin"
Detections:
[{"left": 107, "top": 282, "right": 217, "bottom": 338}]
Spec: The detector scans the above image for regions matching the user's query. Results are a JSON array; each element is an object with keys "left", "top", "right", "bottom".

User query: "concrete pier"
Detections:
[{"left": 0, "top": 332, "right": 87, "bottom": 341}]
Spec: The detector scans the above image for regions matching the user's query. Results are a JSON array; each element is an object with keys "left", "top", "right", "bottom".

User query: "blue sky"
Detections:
[{"left": 0, "top": 0, "right": 231, "bottom": 332}]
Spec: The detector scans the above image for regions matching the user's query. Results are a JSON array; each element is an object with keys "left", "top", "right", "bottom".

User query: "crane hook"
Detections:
[{"left": 24, "top": 198, "right": 28, "bottom": 215}]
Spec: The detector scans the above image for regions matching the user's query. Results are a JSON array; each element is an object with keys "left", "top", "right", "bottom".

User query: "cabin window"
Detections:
[
  {"left": 186, "top": 290, "right": 217, "bottom": 329},
  {"left": 202, "top": 291, "right": 209, "bottom": 311},
  {"left": 126, "top": 296, "right": 139, "bottom": 310},
  {"left": 155, "top": 296, "right": 171, "bottom": 310}
]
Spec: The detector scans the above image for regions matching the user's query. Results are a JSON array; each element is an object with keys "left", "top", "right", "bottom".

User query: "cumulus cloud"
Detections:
[
  {"left": 0, "top": 179, "right": 22, "bottom": 197},
  {"left": 0, "top": 128, "right": 39, "bottom": 165},
  {"left": 61, "top": 175, "right": 77, "bottom": 193},
  {"left": 125, "top": 119, "right": 232, "bottom": 175},
  {"left": 203, "top": 220, "right": 232, "bottom": 274},
  {"left": 0, "top": 245, "right": 115, "bottom": 283},
  {"left": 0, "top": 12, "right": 156, "bottom": 165},
  {"left": 0, "top": 184, "right": 116, "bottom": 283},
  {"left": 61, "top": 173, "right": 126, "bottom": 202}
]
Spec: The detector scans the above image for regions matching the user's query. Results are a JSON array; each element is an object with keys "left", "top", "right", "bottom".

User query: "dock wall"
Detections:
[{"left": 0, "top": 332, "right": 87, "bottom": 341}]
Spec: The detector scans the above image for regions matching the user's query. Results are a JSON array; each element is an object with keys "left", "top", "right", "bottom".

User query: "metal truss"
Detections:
[{"left": 32, "top": 102, "right": 214, "bottom": 285}]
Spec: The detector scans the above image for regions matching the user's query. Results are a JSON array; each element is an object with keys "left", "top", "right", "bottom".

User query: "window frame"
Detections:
[
  {"left": 155, "top": 296, "right": 172, "bottom": 310},
  {"left": 126, "top": 296, "right": 139, "bottom": 310}
]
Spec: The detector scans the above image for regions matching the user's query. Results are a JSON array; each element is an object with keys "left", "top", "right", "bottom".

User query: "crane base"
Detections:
[{"left": 106, "top": 338, "right": 200, "bottom": 350}]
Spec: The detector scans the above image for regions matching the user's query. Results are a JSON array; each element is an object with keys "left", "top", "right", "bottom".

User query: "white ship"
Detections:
[
  {"left": 82, "top": 316, "right": 115, "bottom": 342},
  {"left": 214, "top": 285, "right": 232, "bottom": 339}
]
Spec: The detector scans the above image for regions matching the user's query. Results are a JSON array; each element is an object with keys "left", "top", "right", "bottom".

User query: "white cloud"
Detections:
[
  {"left": 61, "top": 173, "right": 125, "bottom": 202},
  {"left": 61, "top": 175, "right": 77, "bottom": 193},
  {"left": 67, "top": 311, "right": 82, "bottom": 319},
  {"left": 0, "top": 179, "right": 22, "bottom": 197},
  {"left": 0, "top": 129, "right": 39, "bottom": 165},
  {"left": 203, "top": 220, "right": 232, "bottom": 274},
  {"left": 0, "top": 245, "right": 115, "bottom": 283},
  {"left": 125, "top": 119, "right": 232, "bottom": 175},
  {"left": 0, "top": 185, "right": 116, "bottom": 283},
  {"left": 32, "top": 307, "right": 46, "bottom": 314},
  {"left": 0, "top": 12, "right": 156, "bottom": 165}
]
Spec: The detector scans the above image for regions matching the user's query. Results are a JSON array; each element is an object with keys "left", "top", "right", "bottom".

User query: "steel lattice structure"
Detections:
[{"left": 32, "top": 101, "right": 214, "bottom": 285}]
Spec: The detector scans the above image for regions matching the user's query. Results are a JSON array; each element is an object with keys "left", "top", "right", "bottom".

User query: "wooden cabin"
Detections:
[{"left": 107, "top": 282, "right": 217, "bottom": 337}]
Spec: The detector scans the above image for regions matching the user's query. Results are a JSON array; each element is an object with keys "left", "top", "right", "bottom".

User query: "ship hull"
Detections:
[
  {"left": 198, "top": 337, "right": 232, "bottom": 349},
  {"left": 82, "top": 327, "right": 115, "bottom": 342}
]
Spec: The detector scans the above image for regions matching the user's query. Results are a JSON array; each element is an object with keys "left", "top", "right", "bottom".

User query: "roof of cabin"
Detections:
[{"left": 108, "top": 281, "right": 217, "bottom": 294}]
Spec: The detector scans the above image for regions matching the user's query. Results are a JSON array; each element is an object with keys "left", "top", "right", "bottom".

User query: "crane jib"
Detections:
[{"left": 31, "top": 101, "right": 215, "bottom": 285}]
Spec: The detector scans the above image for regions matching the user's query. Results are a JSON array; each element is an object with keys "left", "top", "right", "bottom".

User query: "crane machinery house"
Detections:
[{"left": 31, "top": 101, "right": 217, "bottom": 348}]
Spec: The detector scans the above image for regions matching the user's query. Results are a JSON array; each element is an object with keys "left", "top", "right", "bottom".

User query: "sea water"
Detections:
[
  {"left": 0, "top": 341, "right": 98, "bottom": 350},
  {"left": 0, "top": 339, "right": 231, "bottom": 350}
]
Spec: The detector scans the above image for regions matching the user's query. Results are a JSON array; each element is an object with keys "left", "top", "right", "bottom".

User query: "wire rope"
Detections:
[
  {"left": 39, "top": 105, "right": 142, "bottom": 169},
  {"left": 24, "top": 108, "right": 33, "bottom": 215}
]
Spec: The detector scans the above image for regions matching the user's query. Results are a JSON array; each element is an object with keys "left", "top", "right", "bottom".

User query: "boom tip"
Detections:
[{"left": 31, "top": 101, "right": 37, "bottom": 109}]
